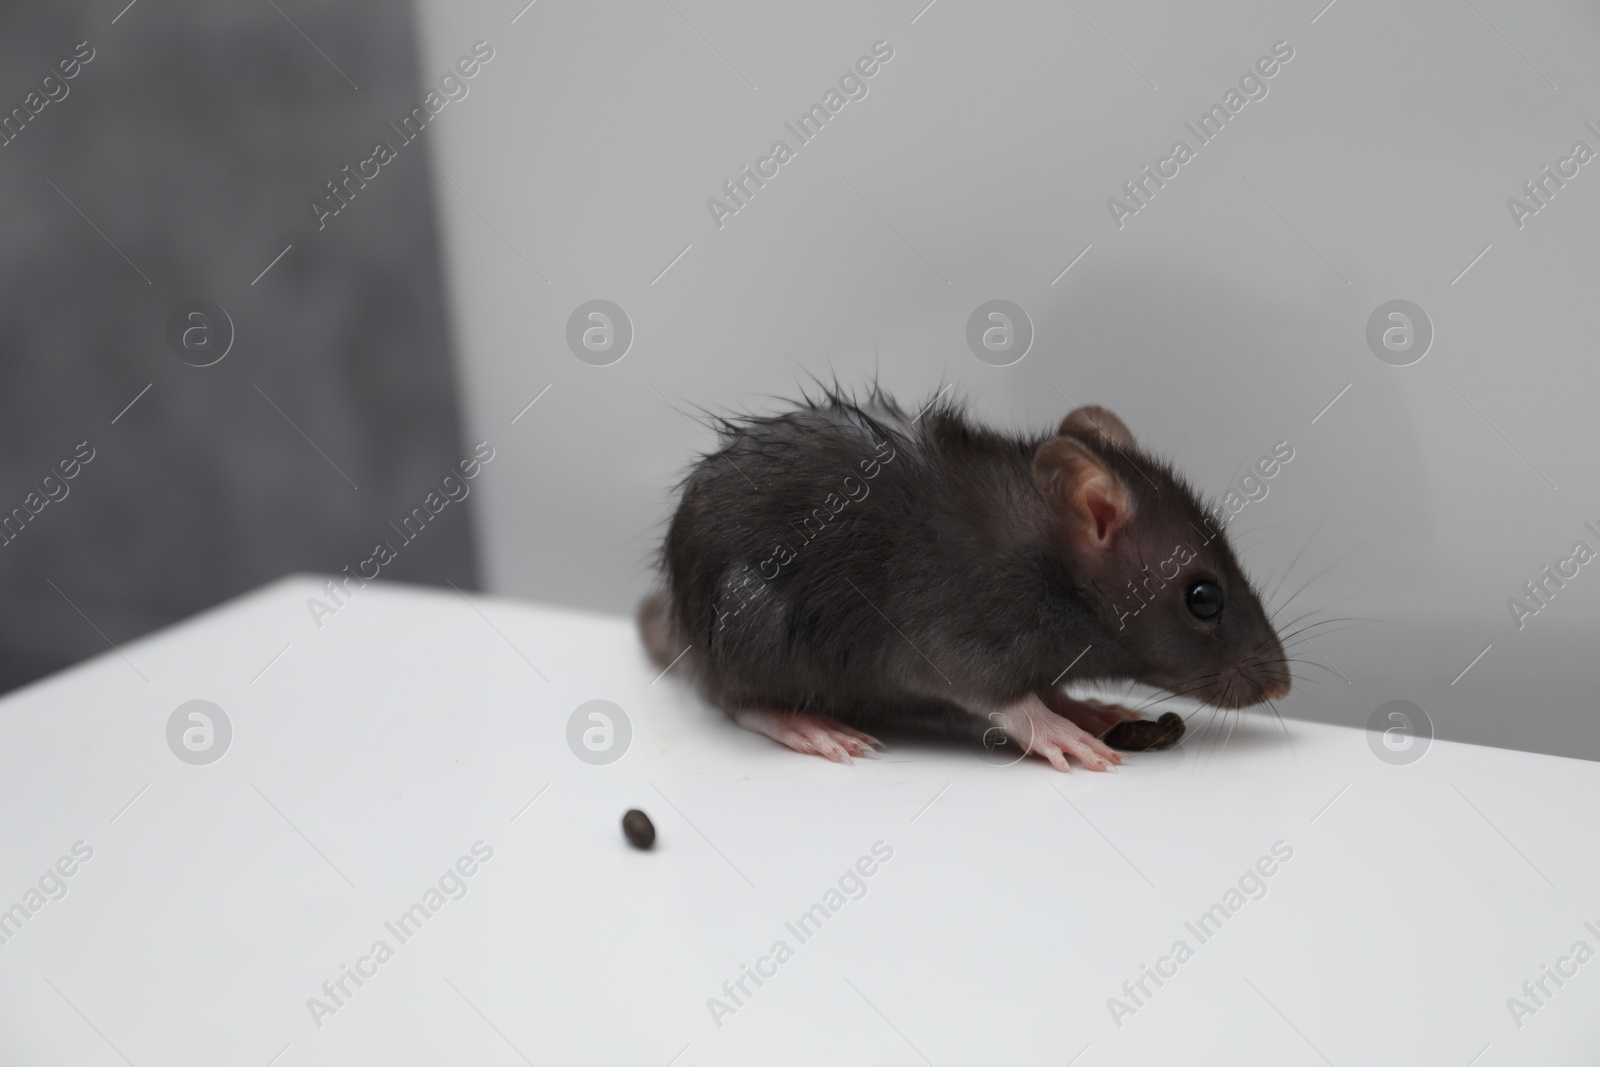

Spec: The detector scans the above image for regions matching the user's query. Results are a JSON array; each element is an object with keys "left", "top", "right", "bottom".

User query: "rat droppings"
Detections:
[
  {"left": 622, "top": 809, "right": 656, "bottom": 849},
  {"left": 1102, "top": 712, "right": 1185, "bottom": 752}
]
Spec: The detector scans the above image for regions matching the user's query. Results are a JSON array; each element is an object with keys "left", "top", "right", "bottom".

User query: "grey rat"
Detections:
[{"left": 639, "top": 386, "right": 1290, "bottom": 771}]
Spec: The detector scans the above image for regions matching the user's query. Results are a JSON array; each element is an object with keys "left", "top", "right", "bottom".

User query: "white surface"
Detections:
[
  {"left": 413, "top": 0, "right": 1600, "bottom": 759},
  {"left": 2, "top": 575, "right": 1597, "bottom": 1064}
]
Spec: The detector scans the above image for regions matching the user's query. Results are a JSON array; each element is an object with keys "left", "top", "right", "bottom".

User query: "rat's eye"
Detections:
[{"left": 1185, "top": 580, "right": 1223, "bottom": 620}]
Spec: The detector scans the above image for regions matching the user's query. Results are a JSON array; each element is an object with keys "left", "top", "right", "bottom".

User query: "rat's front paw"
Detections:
[
  {"left": 731, "top": 708, "right": 881, "bottom": 762},
  {"left": 993, "top": 695, "right": 1123, "bottom": 772},
  {"left": 1102, "top": 711, "right": 1185, "bottom": 751},
  {"left": 1035, "top": 689, "right": 1140, "bottom": 736}
]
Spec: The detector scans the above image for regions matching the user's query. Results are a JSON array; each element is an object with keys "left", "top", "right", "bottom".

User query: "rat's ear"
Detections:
[
  {"left": 1059, "top": 405, "right": 1136, "bottom": 451},
  {"left": 1033, "top": 436, "right": 1132, "bottom": 548}
]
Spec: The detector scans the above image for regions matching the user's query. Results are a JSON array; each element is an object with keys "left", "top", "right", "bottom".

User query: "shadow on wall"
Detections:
[{"left": 0, "top": 2, "right": 476, "bottom": 692}]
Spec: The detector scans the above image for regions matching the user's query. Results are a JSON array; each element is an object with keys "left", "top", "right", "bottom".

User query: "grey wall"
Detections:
[
  {"left": 414, "top": 0, "right": 1600, "bottom": 760},
  {"left": 0, "top": 2, "right": 476, "bottom": 691}
]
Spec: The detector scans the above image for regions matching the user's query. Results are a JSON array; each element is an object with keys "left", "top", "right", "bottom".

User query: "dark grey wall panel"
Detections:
[{"left": 0, "top": 1, "right": 476, "bottom": 691}]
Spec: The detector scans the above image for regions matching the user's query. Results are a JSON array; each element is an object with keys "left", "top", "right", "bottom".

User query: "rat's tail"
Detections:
[{"left": 636, "top": 590, "right": 680, "bottom": 669}]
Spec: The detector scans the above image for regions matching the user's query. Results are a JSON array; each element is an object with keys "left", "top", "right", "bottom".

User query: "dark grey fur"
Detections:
[{"left": 641, "top": 385, "right": 1288, "bottom": 737}]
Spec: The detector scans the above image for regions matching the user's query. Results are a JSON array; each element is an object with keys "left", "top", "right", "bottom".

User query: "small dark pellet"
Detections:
[
  {"left": 1103, "top": 711, "right": 1185, "bottom": 752},
  {"left": 622, "top": 808, "right": 656, "bottom": 850}
]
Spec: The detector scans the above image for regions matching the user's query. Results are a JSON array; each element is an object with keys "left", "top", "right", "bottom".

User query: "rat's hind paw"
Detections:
[
  {"left": 1102, "top": 711, "right": 1185, "bottom": 751},
  {"left": 994, "top": 694, "right": 1123, "bottom": 772},
  {"left": 731, "top": 709, "right": 881, "bottom": 763}
]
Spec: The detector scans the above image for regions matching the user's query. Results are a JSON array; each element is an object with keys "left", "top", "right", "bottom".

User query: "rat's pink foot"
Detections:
[
  {"left": 1036, "top": 688, "right": 1140, "bottom": 737},
  {"left": 992, "top": 694, "right": 1122, "bottom": 772},
  {"left": 731, "top": 708, "right": 881, "bottom": 762}
]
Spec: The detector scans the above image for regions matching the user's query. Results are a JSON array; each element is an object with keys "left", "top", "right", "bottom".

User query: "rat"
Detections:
[{"left": 638, "top": 386, "right": 1290, "bottom": 772}]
